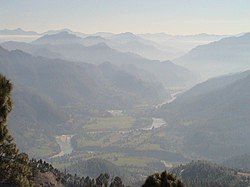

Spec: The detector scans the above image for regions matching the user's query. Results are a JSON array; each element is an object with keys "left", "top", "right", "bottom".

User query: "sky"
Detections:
[{"left": 1, "top": 0, "right": 250, "bottom": 35}]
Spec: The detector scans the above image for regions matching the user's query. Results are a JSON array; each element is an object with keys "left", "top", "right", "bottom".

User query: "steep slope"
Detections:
[
  {"left": 109, "top": 40, "right": 183, "bottom": 61},
  {"left": 2, "top": 41, "right": 63, "bottom": 59},
  {"left": 66, "top": 158, "right": 139, "bottom": 185},
  {"left": 157, "top": 71, "right": 250, "bottom": 160},
  {"left": 171, "top": 161, "right": 250, "bottom": 187},
  {"left": 9, "top": 86, "right": 65, "bottom": 158},
  {"left": 175, "top": 33, "right": 250, "bottom": 77},
  {"left": 32, "top": 31, "right": 83, "bottom": 45},
  {"left": 0, "top": 46, "right": 165, "bottom": 110},
  {"left": 176, "top": 70, "right": 250, "bottom": 100},
  {"left": 2, "top": 41, "right": 199, "bottom": 88},
  {"left": 98, "top": 62, "right": 165, "bottom": 101},
  {"left": 0, "top": 46, "right": 168, "bottom": 158}
]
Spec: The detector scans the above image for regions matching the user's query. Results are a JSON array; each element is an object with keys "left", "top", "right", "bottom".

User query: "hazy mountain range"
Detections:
[
  {"left": 139, "top": 32, "right": 230, "bottom": 52},
  {"left": 175, "top": 33, "right": 250, "bottom": 78},
  {"left": 2, "top": 32, "right": 199, "bottom": 88},
  {"left": 157, "top": 70, "right": 250, "bottom": 160},
  {"left": 1, "top": 27, "right": 250, "bottom": 186},
  {"left": 0, "top": 28, "right": 233, "bottom": 60},
  {"left": 0, "top": 28, "right": 39, "bottom": 35},
  {"left": 0, "top": 46, "right": 167, "bottom": 157}
]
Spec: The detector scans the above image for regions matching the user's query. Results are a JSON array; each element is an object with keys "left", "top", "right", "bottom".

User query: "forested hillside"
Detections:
[
  {"left": 0, "top": 46, "right": 165, "bottom": 110},
  {"left": 157, "top": 71, "right": 250, "bottom": 160},
  {"left": 0, "top": 46, "right": 167, "bottom": 158},
  {"left": 171, "top": 161, "right": 250, "bottom": 187},
  {"left": 175, "top": 33, "right": 250, "bottom": 77}
]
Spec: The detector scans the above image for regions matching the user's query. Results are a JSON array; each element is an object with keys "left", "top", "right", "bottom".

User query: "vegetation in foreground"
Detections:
[
  {"left": 1, "top": 75, "right": 249, "bottom": 187},
  {"left": 142, "top": 171, "right": 183, "bottom": 187},
  {"left": 0, "top": 74, "right": 183, "bottom": 187}
]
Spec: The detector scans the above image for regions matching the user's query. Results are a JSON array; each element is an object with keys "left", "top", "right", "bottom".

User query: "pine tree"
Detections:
[
  {"left": 142, "top": 171, "right": 183, "bottom": 187},
  {"left": 0, "top": 74, "right": 33, "bottom": 186}
]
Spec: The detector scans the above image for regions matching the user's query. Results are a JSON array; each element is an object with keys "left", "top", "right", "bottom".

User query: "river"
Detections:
[
  {"left": 142, "top": 118, "right": 167, "bottom": 130},
  {"left": 50, "top": 117, "right": 166, "bottom": 158},
  {"left": 50, "top": 135, "right": 74, "bottom": 158},
  {"left": 156, "top": 90, "right": 183, "bottom": 108}
]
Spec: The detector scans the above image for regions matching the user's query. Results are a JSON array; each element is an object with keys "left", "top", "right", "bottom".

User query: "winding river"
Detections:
[
  {"left": 51, "top": 117, "right": 166, "bottom": 158},
  {"left": 50, "top": 89, "right": 186, "bottom": 158}
]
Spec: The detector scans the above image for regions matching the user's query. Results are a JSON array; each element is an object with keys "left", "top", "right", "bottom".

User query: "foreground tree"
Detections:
[
  {"left": 142, "top": 171, "right": 183, "bottom": 187},
  {"left": 0, "top": 74, "right": 33, "bottom": 186}
]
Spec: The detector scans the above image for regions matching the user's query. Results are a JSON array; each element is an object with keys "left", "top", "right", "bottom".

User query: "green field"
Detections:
[{"left": 84, "top": 116, "right": 135, "bottom": 131}]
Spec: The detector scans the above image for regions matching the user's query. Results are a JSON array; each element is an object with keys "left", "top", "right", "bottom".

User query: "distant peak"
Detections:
[
  {"left": 0, "top": 45, "right": 9, "bottom": 53},
  {"left": 119, "top": 32, "right": 136, "bottom": 36},
  {"left": 84, "top": 35, "right": 105, "bottom": 40},
  {"left": 123, "top": 32, "right": 134, "bottom": 35},
  {"left": 56, "top": 31, "right": 71, "bottom": 35},
  {"left": 242, "top": 32, "right": 250, "bottom": 37},
  {"left": 94, "top": 42, "right": 109, "bottom": 48},
  {"left": 16, "top": 28, "right": 23, "bottom": 31},
  {"left": 42, "top": 31, "right": 80, "bottom": 39},
  {"left": 99, "top": 61, "right": 112, "bottom": 67}
]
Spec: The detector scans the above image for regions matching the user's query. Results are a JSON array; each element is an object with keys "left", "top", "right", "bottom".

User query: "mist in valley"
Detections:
[{"left": 1, "top": 1, "right": 250, "bottom": 186}]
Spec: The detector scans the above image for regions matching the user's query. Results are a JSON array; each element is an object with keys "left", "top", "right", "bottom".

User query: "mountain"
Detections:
[
  {"left": 1, "top": 41, "right": 63, "bottom": 59},
  {"left": 140, "top": 33, "right": 229, "bottom": 52},
  {"left": 92, "top": 32, "right": 183, "bottom": 60},
  {"left": 175, "top": 33, "right": 250, "bottom": 78},
  {"left": 174, "top": 33, "right": 229, "bottom": 41},
  {"left": 138, "top": 60, "right": 199, "bottom": 88},
  {"left": 98, "top": 62, "right": 165, "bottom": 100},
  {"left": 0, "top": 28, "right": 39, "bottom": 35},
  {"left": 157, "top": 71, "right": 250, "bottom": 160},
  {"left": 0, "top": 46, "right": 169, "bottom": 157},
  {"left": 0, "top": 46, "right": 165, "bottom": 110},
  {"left": 66, "top": 158, "right": 139, "bottom": 185},
  {"left": 41, "top": 28, "right": 86, "bottom": 37},
  {"left": 110, "top": 32, "right": 149, "bottom": 44},
  {"left": 109, "top": 40, "right": 183, "bottom": 61},
  {"left": 9, "top": 85, "right": 65, "bottom": 158},
  {"left": 171, "top": 160, "right": 250, "bottom": 187},
  {"left": 81, "top": 36, "right": 108, "bottom": 46},
  {"left": 32, "top": 31, "right": 183, "bottom": 60},
  {"left": 91, "top": 32, "right": 114, "bottom": 38},
  {"left": 32, "top": 31, "right": 84, "bottom": 45},
  {"left": 0, "top": 77, "right": 126, "bottom": 186},
  {"left": 2, "top": 41, "right": 199, "bottom": 88},
  {"left": 176, "top": 70, "right": 250, "bottom": 100}
]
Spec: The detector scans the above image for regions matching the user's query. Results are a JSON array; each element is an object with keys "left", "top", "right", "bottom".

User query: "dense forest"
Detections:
[{"left": 171, "top": 161, "right": 250, "bottom": 187}]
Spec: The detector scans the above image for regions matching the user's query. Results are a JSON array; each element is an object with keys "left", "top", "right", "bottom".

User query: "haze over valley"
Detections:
[{"left": 1, "top": 1, "right": 250, "bottom": 186}]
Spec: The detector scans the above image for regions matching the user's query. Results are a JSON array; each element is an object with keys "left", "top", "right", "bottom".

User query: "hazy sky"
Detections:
[{"left": 1, "top": 0, "right": 250, "bottom": 35}]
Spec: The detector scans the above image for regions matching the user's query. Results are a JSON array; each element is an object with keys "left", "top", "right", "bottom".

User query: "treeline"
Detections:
[
  {"left": 30, "top": 159, "right": 125, "bottom": 187},
  {"left": 0, "top": 74, "right": 33, "bottom": 186}
]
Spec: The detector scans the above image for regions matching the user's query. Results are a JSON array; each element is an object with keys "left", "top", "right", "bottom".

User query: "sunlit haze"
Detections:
[{"left": 1, "top": 0, "right": 250, "bottom": 35}]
